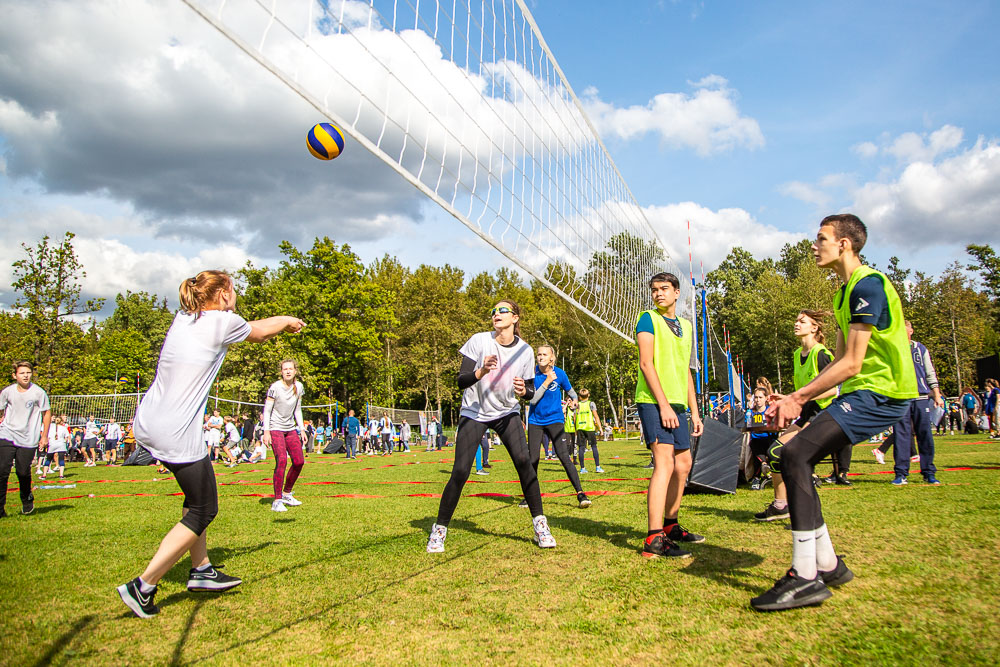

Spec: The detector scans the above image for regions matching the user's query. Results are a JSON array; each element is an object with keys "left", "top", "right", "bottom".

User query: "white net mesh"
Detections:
[
  {"left": 49, "top": 394, "right": 143, "bottom": 428},
  {"left": 181, "top": 0, "right": 688, "bottom": 339}
]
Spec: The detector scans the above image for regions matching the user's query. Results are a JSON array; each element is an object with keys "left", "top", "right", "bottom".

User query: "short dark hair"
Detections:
[
  {"left": 648, "top": 272, "right": 680, "bottom": 289},
  {"left": 820, "top": 214, "right": 867, "bottom": 253},
  {"left": 12, "top": 360, "right": 33, "bottom": 373}
]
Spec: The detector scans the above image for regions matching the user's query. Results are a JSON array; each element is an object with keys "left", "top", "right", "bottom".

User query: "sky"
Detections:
[{"left": 1, "top": 0, "right": 998, "bottom": 316}]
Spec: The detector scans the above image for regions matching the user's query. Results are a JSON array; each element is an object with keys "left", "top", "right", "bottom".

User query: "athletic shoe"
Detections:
[
  {"left": 872, "top": 448, "right": 885, "bottom": 465},
  {"left": 518, "top": 499, "right": 529, "bottom": 508},
  {"left": 643, "top": 461, "right": 655, "bottom": 470},
  {"left": 822, "top": 474, "right": 837, "bottom": 484},
  {"left": 641, "top": 532, "right": 691, "bottom": 559},
  {"left": 923, "top": 475, "right": 941, "bottom": 486},
  {"left": 750, "top": 476, "right": 764, "bottom": 490},
  {"left": 21, "top": 494, "right": 34, "bottom": 515},
  {"left": 891, "top": 475, "right": 907, "bottom": 486},
  {"left": 595, "top": 466, "right": 605, "bottom": 473},
  {"left": 580, "top": 468, "right": 588, "bottom": 474},
  {"left": 117, "top": 578, "right": 159, "bottom": 618},
  {"left": 834, "top": 473, "right": 852, "bottom": 487},
  {"left": 482, "top": 463, "right": 492, "bottom": 469},
  {"left": 818, "top": 556, "right": 854, "bottom": 587},
  {"left": 475, "top": 469, "right": 489, "bottom": 475},
  {"left": 38, "top": 473, "right": 46, "bottom": 480},
  {"left": 187, "top": 565, "right": 243, "bottom": 592},
  {"left": 754, "top": 502, "right": 790, "bottom": 522},
  {"left": 533, "top": 516, "right": 556, "bottom": 548},
  {"left": 281, "top": 492, "right": 302, "bottom": 506},
  {"left": 910, "top": 455, "right": 919, "bottom": 462},
  {"left": 750, "top": 569, "right": 832, "bottom": 611},
  {"left": 426, "top": 523, "right": 447, "bottom": 553},
  {"left": 577, "top": 493, "right": 592, "bottom": 508},
  {"left": 666, "top": 523, "right": 705, "bottom": 543},
  {"left": 271, "top": 499, "right": 287, "bottom": 512}
]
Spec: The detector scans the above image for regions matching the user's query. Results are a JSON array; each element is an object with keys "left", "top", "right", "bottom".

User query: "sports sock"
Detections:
[
  {"left": 662, "top": 517, "right": 678, "bottom": 531},
  {"left": 814, "top": 524, "right": 837, "bottom": 571},
  {"left": 195, "top": 562, "right": 213, "bottom": 572},
  {"left": 773, "top": 499, "right": 787, "bottom": 510},
  {"left": 138, "top": 577, "right": 156, "bottom": 594},
  {"left": 647, "top": 529, "right": 661, "bottom": 538},
  {"left": 791, "top": 530, "right": 818, "bottom": 579}
]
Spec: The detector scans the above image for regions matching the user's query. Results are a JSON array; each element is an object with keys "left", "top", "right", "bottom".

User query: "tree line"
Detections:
[{"left": 3, "top": 232, "right": 997, "bottom": 425}]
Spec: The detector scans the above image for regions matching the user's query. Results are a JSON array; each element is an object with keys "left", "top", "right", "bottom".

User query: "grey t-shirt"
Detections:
[{"left": 0, "top": 383, "right": 51, "bottom": 448}]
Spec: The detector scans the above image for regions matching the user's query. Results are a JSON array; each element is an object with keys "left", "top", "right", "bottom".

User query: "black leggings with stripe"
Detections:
[
  {"left": 527, "top": 423, "right": 583, "bottom": 494},
  {"left": 436, "top": 413, "right": 542, "bottom": 526}
]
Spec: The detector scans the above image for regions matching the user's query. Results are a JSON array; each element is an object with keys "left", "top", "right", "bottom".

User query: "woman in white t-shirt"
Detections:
[
  {"left": 427, "top": 300, "right": 555, "bottom": 553},
  {"left": 263, "top": 359, "right": 305, "bottom": 512},
  {"left": 116, "top": 270, "right": 304, "bottom": 619},
  {"left": 41, "top": 416, "right": 70, "bottom": 480}
]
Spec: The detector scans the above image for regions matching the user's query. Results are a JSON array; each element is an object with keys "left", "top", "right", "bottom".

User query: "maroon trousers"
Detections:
[{"left": 270, "top": 430, "right": 304, "bottom": 499}]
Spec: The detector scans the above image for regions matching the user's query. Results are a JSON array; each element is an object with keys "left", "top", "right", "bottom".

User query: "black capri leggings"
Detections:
[
  {"left": 436, "top": 413, "right": 543, "bottom": 526},
  {"left": 780, "top": 412, "right": 851, "bottom": 532},
  {"left": 527, "top": 423, "right": 583, "bottom": 494},
  {"left": 163, "top": 456, "right": 219, "bottom": 536}
]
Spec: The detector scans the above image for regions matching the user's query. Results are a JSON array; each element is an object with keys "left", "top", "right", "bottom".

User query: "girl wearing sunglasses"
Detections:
[{"left": 427, "top": 300, "right": 556, "bottom": 552}]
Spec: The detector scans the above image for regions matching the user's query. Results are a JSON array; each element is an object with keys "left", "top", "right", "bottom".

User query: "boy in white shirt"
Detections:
[{"left": 0, "top": 361, "right": 52, "bottom": 516}]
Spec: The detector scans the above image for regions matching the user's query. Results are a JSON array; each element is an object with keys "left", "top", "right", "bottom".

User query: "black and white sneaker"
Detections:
[
  {"left": 666, "top": 523, "right": 705, "bottom": 543},
  {"left": 187, "top": 565, "right": 243, "bottom": 592},
  {"left": 577, "top": 493, "right": 592, "bottom": 508},
  {"left": 750, "top": 569, "right": 832, "bottom": 611},
  {"left": 518, "top": 499, "right": 529, "bottom": 508},
  {"left": 117, "top": 577, "right": 159, "bottom": 618},
  {"left": 21, "top": 494, "right": 34, "bottom": 515},
  {"left": 754, "top": 502, "right": 790, "bottom": 522},
  {"left": 818, "top": 556, "right": 854, "bottom": 587}
]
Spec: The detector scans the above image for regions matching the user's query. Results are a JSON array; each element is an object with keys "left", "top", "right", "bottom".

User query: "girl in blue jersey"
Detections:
[{"left": 527, "top": 345, "right": 591, "bottom": 508}]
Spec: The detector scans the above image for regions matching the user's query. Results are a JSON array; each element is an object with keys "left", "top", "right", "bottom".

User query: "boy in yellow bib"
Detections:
[
  {"left": 635, "top": 272, "right": 704, "bottom": 559},
  {"left": 753, "top": 214, "right": 917, "bottom": 611}
]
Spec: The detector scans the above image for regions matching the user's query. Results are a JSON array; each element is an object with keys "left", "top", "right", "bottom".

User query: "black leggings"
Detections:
[
  {"left": 781, "top": 412, "right": 851, "bottom": 531},
  {"left": 577, "top": 430, "right": 599, "bottom": 468},
  {"left": 0, "top": 441, "right": 34, "bottom": 508},
  {"left": 527, "top": 423, "right": 583, "bottom": 494},
  {"left": 436, "top": 413, "right": 542, "bottom": 526},
  {"left": 163, "top": 456, "right": 219, "bottom": 536}
]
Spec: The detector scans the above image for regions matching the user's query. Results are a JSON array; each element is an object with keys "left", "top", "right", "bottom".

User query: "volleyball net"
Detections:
[{"left": 180, "top": 0, "right": 688, "bottom": 340}]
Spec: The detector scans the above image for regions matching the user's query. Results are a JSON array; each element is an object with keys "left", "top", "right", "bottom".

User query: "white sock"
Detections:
[
  {"left": 138, "top": 577, "right": 156, "bottom": 593},
  {"left": 195, "top": 562, "right": 212, "bottom": 572},
  {"left": 814, "top": 524, "right": 837, "bottom": 571},
  {"left": 791, "top": 530, "right": 818, "bottom": 579}
]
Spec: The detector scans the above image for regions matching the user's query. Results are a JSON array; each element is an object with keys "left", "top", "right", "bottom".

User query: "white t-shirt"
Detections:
[
  {"left": 459, "top": 332, "right": 534, "bottom": 421},
  {"left": 47, "top": 423, "right": 70, "bottom": 453},
  {"left": 134, "top": 310, "right": 252, "bottom": 464},
  {"left": 208, "top": 415, "right": 223, "bottom": 432},
  {"left": 106, "top": 422, "right": 121, "bottom": 440},
  {"left": 264, "top": 380, "right": 303, "bottom": 431},
  {"left": 225, "top": 421, "right": 240, "bottom": 443},
  {"left": 0, "top": 383, "right": 51, "bottom": 448},
  {"left": 84, "top": 419, "right": 100, "bottom": 440},
  {"left": 251, "top": 443, "right": 267, "bottom": 460}
]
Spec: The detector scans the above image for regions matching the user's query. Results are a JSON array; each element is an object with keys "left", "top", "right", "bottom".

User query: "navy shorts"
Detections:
[
  {"left": 636, "top": 403, "right": 691, "bottom": 451},
  {"left": 827, "top": 390, "right": 912, "bottom": 444}
]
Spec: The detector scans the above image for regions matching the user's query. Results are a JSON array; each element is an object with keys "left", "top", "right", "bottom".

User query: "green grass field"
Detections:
[{"left": 2, "top": 434, "right": 999, "bottom": 666}]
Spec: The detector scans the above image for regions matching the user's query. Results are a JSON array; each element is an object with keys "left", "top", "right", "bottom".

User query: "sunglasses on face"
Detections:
[{"left": 490, "top": 306, "right": 513, "bottom": 316}]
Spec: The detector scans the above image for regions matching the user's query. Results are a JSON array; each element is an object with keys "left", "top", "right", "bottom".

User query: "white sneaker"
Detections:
[
  {"left": 533, "top": 516, "right": 556, "bottom": 548},
  {"left": 271, "top": 499, "right": 287, "bottom": 512},
  {"left": 475, "top": 469, "right": 489, "bottom": 475},
  {"left": 595, "top": 466, "right": 605, "bottom": 473},
  {"left": 579, "top": 468, "right": 588, "bottom": 474},
  {"left": 427, "top": 523, "right": 447, "bottom": 553},
  {"left": 872, "top": 448, "right": 885, "bottom": 465},
  {"left": 281, "top": 492, "right": 302, "bottom": 506}
]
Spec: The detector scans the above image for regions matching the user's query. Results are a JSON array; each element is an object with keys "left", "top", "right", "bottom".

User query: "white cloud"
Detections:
[
  {"left": 852, "top": 141, "right": 879, "bottom": 159},
  {"left": 644, "top": 202, "right": 801, "bottom": 272},
  {"left": 778, "top": 181, "right": 830, "bottom": 207},
  {"left": 581, "top": 77, "right": 764, "bottom": 155},
  {"left": 885, "top": 125, "right": 964, "bottom": 163}
]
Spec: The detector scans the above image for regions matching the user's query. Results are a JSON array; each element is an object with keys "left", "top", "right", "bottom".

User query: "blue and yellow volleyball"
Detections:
[{"left": 307, "top": 123, "right": 345, "bottom": 160}]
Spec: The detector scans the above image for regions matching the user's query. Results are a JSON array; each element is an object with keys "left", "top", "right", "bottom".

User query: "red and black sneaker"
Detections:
[
  {"left": 665, "top": 523, "right": 705, "bottom": 543},
  {"left": 642, "top": 532, "right": 691, "bottom": 559}
]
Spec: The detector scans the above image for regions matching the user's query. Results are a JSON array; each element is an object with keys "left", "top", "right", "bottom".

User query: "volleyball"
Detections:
[{"left": 307, "top": 123, "right": 345, "bottom": 160}]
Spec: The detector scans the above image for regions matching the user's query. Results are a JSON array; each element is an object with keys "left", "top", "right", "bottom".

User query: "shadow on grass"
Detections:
[
  {"left": 170, "top": 599, "right": 206, "bottom": 667},
  {"left": 678, "top": 544, "right": 768, "bottom": 593},
  {"left": 30, "top": 504, "right": 73, "bottom": 516},
  {"left": 685, "top": 503, "right": 759, "bottom": 524},
  {"left": 160, "top": 541, "right": 280, "bottom": 586},
  {"left": 32, "top": 613, "right": 97, "bottom": 667},
  {"left": 407, "top": 503, "right": 531, "bottom": 545},
  {"left": 545, "top": 514, "right": 635, "bottom": 551},
  {"left": 182, "top": 541, "right": 492, "bottom": 664}
]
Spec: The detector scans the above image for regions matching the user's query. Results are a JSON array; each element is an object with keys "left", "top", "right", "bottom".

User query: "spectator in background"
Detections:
[
  {"left": 344, "top": 410, "right": 361, "bottom": 460},
  {"left": 379, "top": 412, "right": 393, "bottom": 456},
  {"left": 220, "top": 416, "right": 239, "bottom": 467},
  {"left": 983, "top": 378, "right": 999, "bottom": 435},
  {"left": 248, "top": 439, "right": 268, "bottom": 464},
  {"left": 940, "top": 399, "right": 960, "bottom": 436},
  {"left": 426, "top": 416, "right": 438, "bottom": 452},
  {"left": 122, "top": 419, "right": 137, "bottom": 459},
  {"left": 400, "top": 419, "right": 411, "bottom": 453},
  {"left": 960, "top": 386, "right": 981, "bottom": 430},
  {"left": 41, "top": 415, "right": 70, "bottom": 481},
  {"left": 367, "top": 415, "right": 380, "bottom": 455},
  {"left": 888, "top": 321, "right": 943, "bottom": 486},
  {"left": 83, "top": 414, "right": 100, "bottom": 467},
  {"left": 104, "top": 419, "right": 122, "bottom": 466},
  {"left": 315, "top": 419, "right": 326, "bottom": 451}
]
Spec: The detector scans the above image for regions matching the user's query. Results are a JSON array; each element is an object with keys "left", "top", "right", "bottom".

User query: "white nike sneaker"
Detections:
[
  {"left": 533, "top": 515, "right": 556, "bottom": 548},
  {"left": 427, "top": 523, "right": 447, "bottom": 553},
  {"left": 271, "top": 499, "right": 287, "bottom": 512},
  {"left": 281, "top": 492, "right": 302, "bottom": 506},
  {"left": 595, "top": 466, "right": 605, "bottom": 473}
]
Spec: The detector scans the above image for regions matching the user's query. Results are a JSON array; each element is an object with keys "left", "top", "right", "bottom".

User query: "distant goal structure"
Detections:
[{"left": 180, "top": 0, "right": 688, "bottom": 340}]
